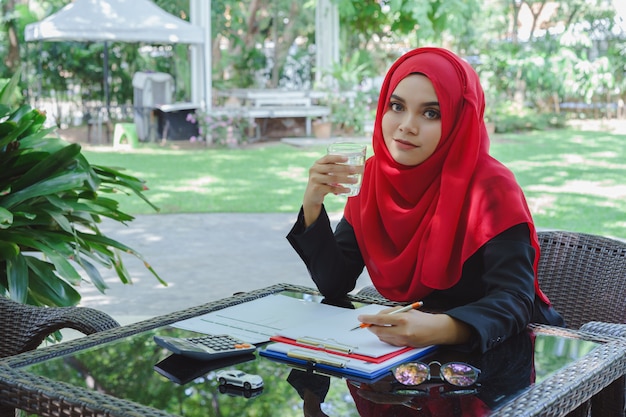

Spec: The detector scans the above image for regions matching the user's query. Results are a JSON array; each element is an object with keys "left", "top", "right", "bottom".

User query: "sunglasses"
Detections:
[{"left": 392, "top": 361, "right": 481, "bottom": 388}]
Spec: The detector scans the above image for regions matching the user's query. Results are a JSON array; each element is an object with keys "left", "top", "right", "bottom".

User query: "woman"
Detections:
[{"left": 287, "top": 47, "right": 564, "bottom": 353}]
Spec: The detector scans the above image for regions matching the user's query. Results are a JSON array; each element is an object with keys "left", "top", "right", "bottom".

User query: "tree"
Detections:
[
  {"left": 478, "top": 0, "right": 624, "bottom": 121},
  {"left": 209, "top": 0, "right": 315, "bottom": 89},
  {"left": 1, "top": 0, "right": 23, "bottom": 73}
]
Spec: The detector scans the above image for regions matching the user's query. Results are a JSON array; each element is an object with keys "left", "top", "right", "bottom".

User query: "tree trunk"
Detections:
[
  {"left": 526, "top": 0, "right": 547, "bottom": 41},
  {"left": 270, "top": 2, "right": 300, "bottom": 87},
  {"left": 2, "top": 0, "right": 23, "bottom": 72},
  {"left": 510, "top": 0, "right": 522, "bottom": 43}
]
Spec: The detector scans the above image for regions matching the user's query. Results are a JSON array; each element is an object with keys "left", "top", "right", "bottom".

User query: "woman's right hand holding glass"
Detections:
[{"left": 302, "top": 154, "right": 357, "bottom": 227}]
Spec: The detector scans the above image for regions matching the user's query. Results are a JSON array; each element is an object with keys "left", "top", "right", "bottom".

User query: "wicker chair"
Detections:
[
  {"left": 537, "top": 231, "right": 626, "bottom": 417},
  {"left": 536, "top": 230, "right": 626, "bottom": 329},
  {"left": 356, "top": 230, "right": 626, "bottom": 416},
  {"left": 0, "top": 297, "right": 120, "bottom": 417}
]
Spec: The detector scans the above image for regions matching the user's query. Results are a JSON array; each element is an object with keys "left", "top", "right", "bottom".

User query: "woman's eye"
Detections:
[
  {"left": 424, "top": 109, "right": 441, "bottom": 120},
  {"left": 390, "top": 102, "right": 404, "bottom": 112}
]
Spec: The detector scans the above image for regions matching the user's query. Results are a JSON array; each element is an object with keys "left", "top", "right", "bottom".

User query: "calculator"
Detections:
[{"left": 153, "top": 334, "right": 257, "bottom": 361}]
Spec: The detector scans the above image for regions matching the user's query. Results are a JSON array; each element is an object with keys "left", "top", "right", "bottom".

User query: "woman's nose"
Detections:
[{"left": 399, "top": 115, "right": 418, "bottom": 135}]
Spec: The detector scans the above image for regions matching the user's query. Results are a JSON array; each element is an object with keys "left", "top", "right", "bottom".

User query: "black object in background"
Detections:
[{"left": 154, "top": 352, "right": 256, "bottom": 385}]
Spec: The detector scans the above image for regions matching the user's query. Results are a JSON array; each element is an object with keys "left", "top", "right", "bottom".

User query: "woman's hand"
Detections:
[
  {"left": 357, "top": 309, "right": 472, "bottom": 347},
  {"left": 302, "top": 154, "right": 358, "bottom": 227}
]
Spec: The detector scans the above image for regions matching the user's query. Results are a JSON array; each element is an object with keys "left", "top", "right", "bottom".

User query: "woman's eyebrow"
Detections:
[{"left": 390, "top": 94, "right": 440, "bottom": 108}]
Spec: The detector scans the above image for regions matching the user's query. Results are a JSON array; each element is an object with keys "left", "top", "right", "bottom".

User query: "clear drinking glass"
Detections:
[{"left": 327, "top": 142, "right": 367, "bottom": 197}]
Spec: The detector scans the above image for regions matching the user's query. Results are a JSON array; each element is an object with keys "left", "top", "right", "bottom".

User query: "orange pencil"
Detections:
[{"left": 350, "top": 301, "right": 423, "bottom": 331}]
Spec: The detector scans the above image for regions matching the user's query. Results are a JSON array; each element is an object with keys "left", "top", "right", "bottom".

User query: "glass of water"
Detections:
[{"left": 327, "top": 142, "right": 367, "bottom": 197}]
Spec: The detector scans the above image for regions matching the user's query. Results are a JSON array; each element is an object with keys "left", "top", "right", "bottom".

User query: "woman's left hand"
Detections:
[{"left": 357, "top": 309, "right": 472, "bottom": 347}]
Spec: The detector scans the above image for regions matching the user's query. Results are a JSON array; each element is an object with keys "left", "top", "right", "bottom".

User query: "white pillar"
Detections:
[
  {"left": 315, "top": 0, "right": 339, "bottom": 87},
  {"left": 190, "top": 0, "right": 212, "bottom": 111}
]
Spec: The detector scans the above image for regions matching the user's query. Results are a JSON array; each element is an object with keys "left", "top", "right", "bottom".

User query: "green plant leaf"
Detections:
[
  {"left": 8, "top": 104, "right": 35, "bottom": 124},
  {"left": 0, "top": 118, "right": 32, "bottom": 150},
  {"left": 0, "top": 82, "right": 162, "bottom": 307},
  {"left": 77, "top": 257, "right": 109, "bottom": 293},
  {"left": 0, "top": 104, "right": 10, "bottom": 118},
  {"left": 0, "top": 207, "right": 13, "bottom": 229},
  {"left": 45, "top": 207, "right": 76, "bottom": 235},
  {"left": 75, "top": 230, "right": 139, "bottom": 257},
  {"left": 44, "top": 194, "right": 76, "bottom": 212},
  {"left": 25, "top": 256, "right": 81, "bottom": 306},
  {"left": 0, "top": 241, "right": 19, "bottom": 259},
  {"left": 4, "top": 230, "right": 81, "bottom": 283},
  {"left": 0, "top": 105, "right": 48, "bottom": 149},
  {"left": 74, "top": 231, "right": 165, "bottom": 285},
  {"left": 0, "top": 170, "right": 89, "bottom": 209},
  {"left": 7, "top": 255, "right": 28, "bottom": 303},
  {"left": 15, "top": 129, "right": 67, "bottom": 152},
  {"left": 0, "top": 121, "right": 18, "bottom": 138},
  {"left": 0, "top": 71, "right": 21, "bottom": 106},
  {"left": 93, "top": 165, "right": 159, "bottom": 212},
  {"left": 10, "top": 143, "right": 83, "bottom": 192}
]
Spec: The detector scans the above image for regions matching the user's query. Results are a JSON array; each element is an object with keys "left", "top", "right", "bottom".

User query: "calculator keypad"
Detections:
[
  {"left": 188, "top": 335, "right": 254, "bottom": 352},
  {"left": 154, "top": 334, "right": 257, "bottom": 361}
]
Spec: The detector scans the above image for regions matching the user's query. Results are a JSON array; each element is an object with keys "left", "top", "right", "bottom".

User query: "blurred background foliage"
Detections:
[{"left": 0, "top": 0, "right": 624, "bottom": 132}]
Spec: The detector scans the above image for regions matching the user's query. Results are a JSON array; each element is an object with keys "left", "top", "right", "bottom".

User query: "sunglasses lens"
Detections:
[
  {"left": 393, "top": 363, "right": 429, "bottom": 386},
  {"left": 441, "top": 362, "right": 479, "bottom": 387}
]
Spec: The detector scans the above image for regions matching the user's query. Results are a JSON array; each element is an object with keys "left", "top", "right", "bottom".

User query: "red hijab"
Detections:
[{"left": 345, "top": 47, "right": 548, "bottom": 303}]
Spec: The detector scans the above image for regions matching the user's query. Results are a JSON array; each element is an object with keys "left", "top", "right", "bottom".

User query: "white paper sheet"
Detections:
[{"left": 171, "top": 293, "right": 389, "bottom": 345}]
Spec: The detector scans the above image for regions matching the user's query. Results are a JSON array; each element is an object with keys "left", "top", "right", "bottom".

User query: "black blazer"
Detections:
[{"left": 287, "top": 206, "right": 564, "bottom": 352}]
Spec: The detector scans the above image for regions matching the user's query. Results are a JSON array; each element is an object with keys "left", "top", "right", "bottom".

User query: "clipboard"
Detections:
[
  {"left": 273, "top": 302, "right": 422, "bottom": 363},
  {"left": 172, "top": 292, "right": 429, "bottom": 364},
  {"left": 269, "top": 335, "right": 416, "bottom": 364},
  {"left": 260, "top": 342, "right": 436, "bottom": 380}
]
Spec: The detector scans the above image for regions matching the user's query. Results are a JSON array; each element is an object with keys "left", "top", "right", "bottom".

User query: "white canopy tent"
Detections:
[
  {"left": 24, "top": 0, "right": 209, "bottom": 124},
  {"left": 24, "top": 0, "right": 204, "bottom": 44}
]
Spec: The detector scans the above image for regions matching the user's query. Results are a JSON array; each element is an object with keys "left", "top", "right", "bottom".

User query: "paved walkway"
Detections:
[{"left": 78, "top": 212, "right": 372, "bottom": 324}]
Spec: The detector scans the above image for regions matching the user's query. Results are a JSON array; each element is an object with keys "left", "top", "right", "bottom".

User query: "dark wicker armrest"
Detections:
[
  {"left": 0, "top": 298, "right": 120, "bottom": 357},
  {"left": 579, "top": 321, "right": 626, "bottom": 417},
  {"left": 0, "top": 298, "right": 120, "bottom": 417},
  {"left": 580, "top": 321, "right": 626, "bottom": 339},
  {"left": 20, "top": 305, "right": 120, "bottom": 353}
]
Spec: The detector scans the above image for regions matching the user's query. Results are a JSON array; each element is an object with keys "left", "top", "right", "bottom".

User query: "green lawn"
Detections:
[{"left": 82, "top": 128, "right": 626, "bottom": 240}]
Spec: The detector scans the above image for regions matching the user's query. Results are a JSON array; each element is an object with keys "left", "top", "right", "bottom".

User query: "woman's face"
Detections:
[{"left": 381, "top": 74, "right": 442, "bottom": 166}]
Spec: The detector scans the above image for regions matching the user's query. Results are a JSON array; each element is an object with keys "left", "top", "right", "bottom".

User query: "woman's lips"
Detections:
[{"left": 394, "top": 139, "right": 417, "bottom": 150}]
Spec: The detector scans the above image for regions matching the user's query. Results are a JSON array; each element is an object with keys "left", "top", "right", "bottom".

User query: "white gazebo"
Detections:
[{"left": 188, "top": 0, "right": 339, "bottom": 110}]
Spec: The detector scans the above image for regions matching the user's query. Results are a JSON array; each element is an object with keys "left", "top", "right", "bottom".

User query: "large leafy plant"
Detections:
[{"left": 0, "top": 72, "right": 165, "bottom": 307}]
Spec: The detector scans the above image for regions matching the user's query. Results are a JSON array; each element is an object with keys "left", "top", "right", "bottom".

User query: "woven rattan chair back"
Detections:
[
  {"left": 0, "top": 297, "right": 120, "bottom": 417},
  {"left": 536, "top": 230, "right": 626, "bottom": 330},
  {"left": 539, "top": 232, "right": 626, "bottom": 417}
]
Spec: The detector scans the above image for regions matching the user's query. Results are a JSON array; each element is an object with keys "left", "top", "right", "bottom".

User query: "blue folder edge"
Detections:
[{"left": 259, "top": 344, "right": 437, "bottom": 381}]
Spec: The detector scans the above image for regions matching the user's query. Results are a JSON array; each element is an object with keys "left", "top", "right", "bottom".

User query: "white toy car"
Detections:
[{"left": 216, "top": 369, "right": 263, "bottom": 390}]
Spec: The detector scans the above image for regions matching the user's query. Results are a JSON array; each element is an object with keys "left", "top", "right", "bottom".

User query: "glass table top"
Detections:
[{"left": 18, "top": 293, "right": 598, "bottom": 417}]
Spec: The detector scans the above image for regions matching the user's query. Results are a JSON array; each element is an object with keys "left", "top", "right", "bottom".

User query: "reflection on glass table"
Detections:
[
  {"left": 21, "top": 325, "right": 598, "bottom": 417},
  {"left": 283, "top": 329, "right": 598, "bottom": 416}
]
